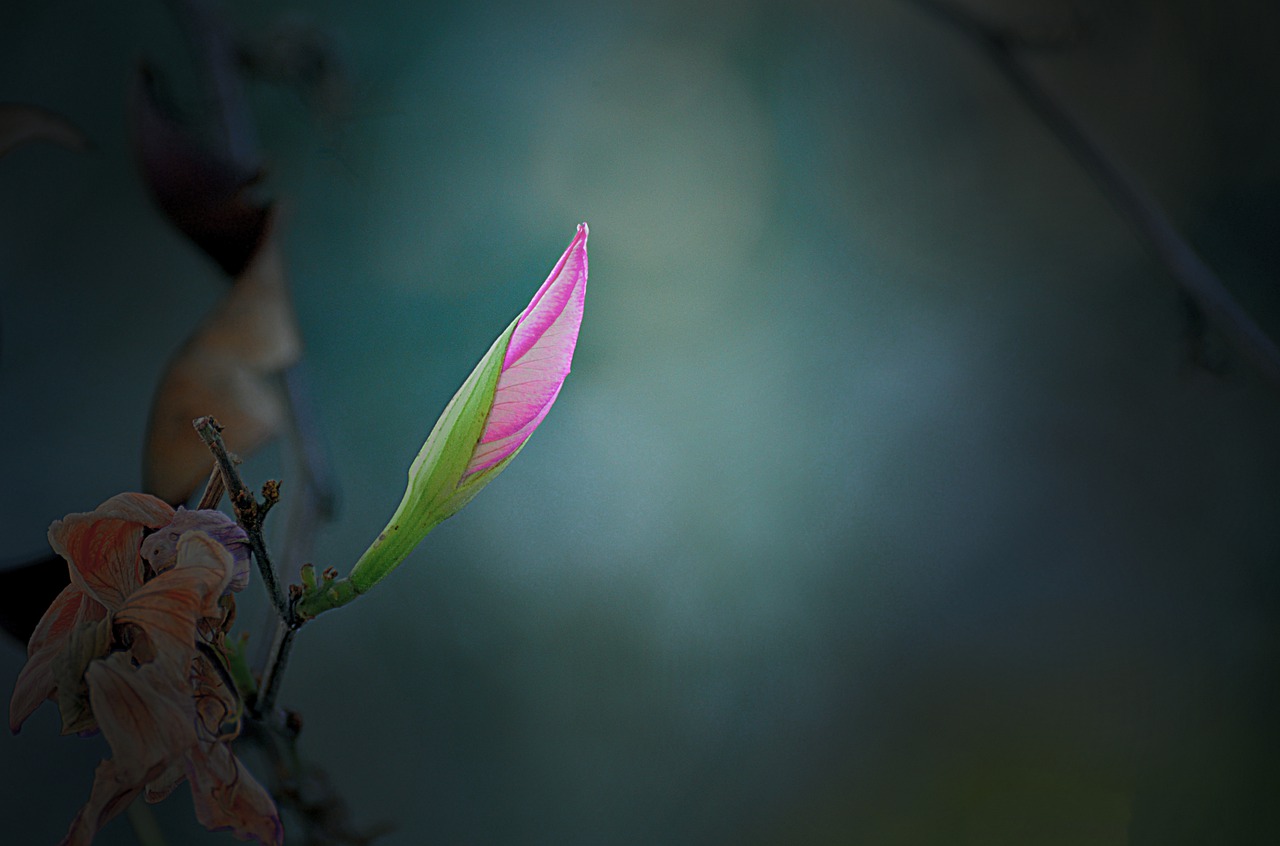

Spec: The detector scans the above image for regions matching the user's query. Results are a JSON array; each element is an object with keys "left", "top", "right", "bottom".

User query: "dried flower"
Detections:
[{"left": 9, "top": 493, "right": 280, "bottom": 846}]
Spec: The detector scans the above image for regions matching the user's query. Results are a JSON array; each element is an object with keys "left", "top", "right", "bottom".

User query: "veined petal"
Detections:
[
  {"left": 465, "top": 223, "right": 587, "bottom": 476},
  {"left": 9, "top": 585, "right": 105, "bottom": 733},
  {"left": 187, "top": 740, "right": 283, "bottom": 846},
  {"left": 49, "top": 493, "right": 175, "bottom": 610},
  {"left": 62, "top": 654, "right": 197, "bottom": 846},
  {"left": 505, "top": 222, "right": 589, "bottom": 367},
  {"left": 334, "top": 224, "right": 588, "bottom": 604},
  {"left": 115, "top": 532, "right": 233, "bottom": 679},
  {"left": 141, "top": 508, "right": 251, "bottom": 591}
]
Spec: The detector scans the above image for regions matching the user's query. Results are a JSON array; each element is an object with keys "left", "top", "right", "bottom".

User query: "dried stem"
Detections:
[
  {"left": 193, "top": 416, "right": 292, "bottom": 628},
  {"left": 256, "top": 625, "right": 296, "bottom": 717},
  {"left": 196, "top": 462, "right": 225, "bottom": 510},
  {"left": 909, "top": 0, "right": 1280, "bottom": 391}
]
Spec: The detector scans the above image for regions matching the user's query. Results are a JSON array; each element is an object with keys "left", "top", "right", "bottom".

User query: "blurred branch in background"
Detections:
[{"left": 910, "top": 0, "right": 1280, "bottom": 391}]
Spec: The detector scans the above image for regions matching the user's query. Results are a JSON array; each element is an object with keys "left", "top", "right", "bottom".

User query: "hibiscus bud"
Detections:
[
  {"left": 348, "top": 223, "right": 588, "bottom": 595},
  {"left": 141, "top": 508, "right": 252, "bottom": 592}
]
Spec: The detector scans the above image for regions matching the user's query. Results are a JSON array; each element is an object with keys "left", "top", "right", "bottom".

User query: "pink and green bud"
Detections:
[{"left": 341, "top": 223, "right": 588, "bottom": 599}]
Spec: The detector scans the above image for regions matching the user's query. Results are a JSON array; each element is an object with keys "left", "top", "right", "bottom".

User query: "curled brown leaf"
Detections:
[{"left": 143, "top": 228, "right": 302, "bottom": 504}]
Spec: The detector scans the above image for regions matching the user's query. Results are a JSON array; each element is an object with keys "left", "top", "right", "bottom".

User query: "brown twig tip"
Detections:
[{"left": 193, "top": 415, "right": 222, "bottom": 433}]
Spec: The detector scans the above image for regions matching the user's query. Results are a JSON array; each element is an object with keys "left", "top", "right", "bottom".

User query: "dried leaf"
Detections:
[
  {"left": 0, "top": 103, "right": 87, "bottom": 157},
  {"left": 143, "top": 230, "right": 302, "bottom": 504},
  {"left": 131, "top": 66, "right": 270, "bottom": 277}
]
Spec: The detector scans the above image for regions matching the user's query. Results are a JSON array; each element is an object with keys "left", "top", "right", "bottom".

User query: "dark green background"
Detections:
[{"left": 4, "top": 0, "right": 1280, "bottom": 843}]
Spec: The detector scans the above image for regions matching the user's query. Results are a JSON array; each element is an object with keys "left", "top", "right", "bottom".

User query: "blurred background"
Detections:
[{"left": 4, "top": 0, "right": 1280, "bottom": 843}]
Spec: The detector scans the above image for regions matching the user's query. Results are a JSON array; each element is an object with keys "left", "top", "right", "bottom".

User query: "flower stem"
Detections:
[
  {"left": 294, "top": 574, "right": 362, "bottom": 620},
  {"left": 127, "top": 797, "right": 168, "bottom": 846},
  {"left": 255, "top": 623, "right": 295, "bottom": 718}
]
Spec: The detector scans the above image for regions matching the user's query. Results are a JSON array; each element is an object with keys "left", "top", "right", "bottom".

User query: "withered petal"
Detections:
[
  {"left": 9, "top": 585, "right": 105, "bottom": 733},
  {"left": 64, "top": 655, "right": 199, "bottom": 845},
  {"left": 48, "top": 494, "right": 175, "bottom": 610},
  {"left": 86, "top": 654, "right": 196, "bottom": 780},
  {"left": 188, "top": 740, "right": 283, "bottom": 846},
  {"left": 115, "top": 532, "right": 233, "bottom": 680},
  {"left": 141, "top": 507, "right": 250, "bottom": 590},
  {"left": 144, "top": 758, "right": 188, "bottom": 805},
  {"left": 58, "top": 759, "right": 146, "bottom": 846}
]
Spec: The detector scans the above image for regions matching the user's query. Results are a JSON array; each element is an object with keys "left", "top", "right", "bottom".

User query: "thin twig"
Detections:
[
  {"left": 909, "top": 0, "right": 1280, "bottom": 392},
  {"left": 196, "top": 462, "right": 225, "bottom": 510},
  {"left": 256, "top": 625, "right": 295, "bottom": 717},
  {"left": 193, "top": 416, "right": 292, "bottom": 626},
  {"left": 248, "top": 366, "right": 341, "bottom": 718}
]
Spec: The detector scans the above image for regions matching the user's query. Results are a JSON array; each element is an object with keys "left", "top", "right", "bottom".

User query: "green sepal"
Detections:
[{"left": 347, "top": 318, "right": 518, "bottom": 594}]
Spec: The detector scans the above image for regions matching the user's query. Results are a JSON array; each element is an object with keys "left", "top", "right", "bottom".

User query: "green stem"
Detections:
[{"left": 294, "top": 575, "right": 362, "bottom": 620}]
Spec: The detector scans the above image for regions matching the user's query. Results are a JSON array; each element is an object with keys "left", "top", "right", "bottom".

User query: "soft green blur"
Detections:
[{"left": 4, "top": 0, "right": 1280, "bottom": 843}]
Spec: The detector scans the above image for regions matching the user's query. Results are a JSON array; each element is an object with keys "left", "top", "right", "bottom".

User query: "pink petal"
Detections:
[{"left": 465, "top": 223, "right": 588, "bottom": 477}]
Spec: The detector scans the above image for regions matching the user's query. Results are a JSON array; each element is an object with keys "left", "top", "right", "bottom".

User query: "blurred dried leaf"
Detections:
[
  {"left": 0, "top": 103, "right": 87, "bottom": 157},
  {"left": 0, "top": 554, "right": 70, "bottom": 644},
  {"left": 132, "top": 66, "right": 270, "bottom": 277},
  {"left": 143, "top": 227, "right": 302, "bottom": 504}
]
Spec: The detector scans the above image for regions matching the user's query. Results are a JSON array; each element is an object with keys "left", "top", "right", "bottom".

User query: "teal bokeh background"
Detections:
[{"left": 4, "top": 0, "right": 1280, "bottom": 843}]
